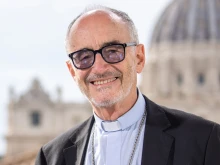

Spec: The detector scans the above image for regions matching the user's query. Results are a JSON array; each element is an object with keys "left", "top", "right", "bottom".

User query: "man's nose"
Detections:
[{"left": 92, "top": 53, "right": 108, "bottom": 70}]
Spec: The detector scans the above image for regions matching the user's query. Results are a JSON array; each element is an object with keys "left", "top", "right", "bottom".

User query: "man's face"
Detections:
[{"left": 66, "top": 10, "right": 145, "bottom": 109}]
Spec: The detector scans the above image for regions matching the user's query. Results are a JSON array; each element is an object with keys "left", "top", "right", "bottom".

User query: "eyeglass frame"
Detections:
[{"left": 68, "top": 42, "right": 137, "bottom": 70}]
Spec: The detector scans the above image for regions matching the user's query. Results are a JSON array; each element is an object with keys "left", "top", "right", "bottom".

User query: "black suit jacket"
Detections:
[{"left": 35, "top": 96, "right": 220, "bottom": 165}]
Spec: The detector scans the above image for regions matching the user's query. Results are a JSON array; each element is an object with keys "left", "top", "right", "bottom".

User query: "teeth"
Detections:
[{"left": 93, "top": 78, "right": 116, "bottom": 85}]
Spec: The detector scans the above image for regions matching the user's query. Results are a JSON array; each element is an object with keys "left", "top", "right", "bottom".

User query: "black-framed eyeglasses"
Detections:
[{"left": 68, "top": 42, "right": 137, "bottom": 69}]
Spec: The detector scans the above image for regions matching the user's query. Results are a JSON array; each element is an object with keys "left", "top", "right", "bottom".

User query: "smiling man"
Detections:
[
  {"left": 35, "top": 5, "right": 220, "bottom": 165},
  {"left": 65, "top": 8, "right": 144, "bottom": 122}
]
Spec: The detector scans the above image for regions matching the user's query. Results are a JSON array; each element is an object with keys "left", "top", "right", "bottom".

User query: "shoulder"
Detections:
[
  {"left": 163, "top": 106, "right": 220, "bottom": 143},
  {"left": 41, "top": 116, "right": 94, "bottom": 157},
  {"left": 143, "top": 94, "right": 219, "bottom": 135},
  {"left": 163, "top": 105, "right": 220, "bottom": 145},
  {"left": 162, "top": 105, "right": 214, "bottom": 125},
  {"left": 162, "top": 106, "right": 217, "bottom": 131},
  {"left": 35, "top": 116, "right": 94, "bottom": 164},
  {"left": 156, "top": 101, "right": 220, "bottom": 163}
]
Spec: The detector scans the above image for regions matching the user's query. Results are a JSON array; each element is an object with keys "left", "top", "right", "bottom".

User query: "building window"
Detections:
[
  {"left": 177, "top": 73, "right": 183, "bottom": 86},
  {"left": 197, "top": 73, "right": 205, "bottom": 85},
  {"left": 31, "top": 111, "right": 41, "bottom": 126}
]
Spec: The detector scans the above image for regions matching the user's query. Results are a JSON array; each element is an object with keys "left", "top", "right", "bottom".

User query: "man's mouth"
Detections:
[{"left": 91, "top": 77, "right": 117, "bottom": 85}]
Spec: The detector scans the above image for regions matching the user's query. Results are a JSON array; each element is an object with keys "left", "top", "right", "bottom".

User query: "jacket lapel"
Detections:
[
  {"left": 63, "top": 117, "right": 94, "bottom": 165},
  {"left": 142, "top": 96, "right": 174, "bottom": 165},
  {"left": 63, "top": 96, "right": 174, "bottom": 165}
]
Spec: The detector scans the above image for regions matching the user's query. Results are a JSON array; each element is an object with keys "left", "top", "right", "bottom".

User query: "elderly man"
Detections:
[{"left": 35, "top": 5, "right": 220, "bottom": 165}]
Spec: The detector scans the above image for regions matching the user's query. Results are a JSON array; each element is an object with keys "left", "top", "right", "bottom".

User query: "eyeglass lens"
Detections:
[{"left": 73, "top": 44, "right": 125, "bottom": 69}]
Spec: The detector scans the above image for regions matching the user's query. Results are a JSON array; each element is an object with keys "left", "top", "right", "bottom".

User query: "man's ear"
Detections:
[
  {"left": 136, "top": 44, "right": 145, "bottom": 73},
  {"left": 66, "top": 60, "right": 75, "bottom": 77}
]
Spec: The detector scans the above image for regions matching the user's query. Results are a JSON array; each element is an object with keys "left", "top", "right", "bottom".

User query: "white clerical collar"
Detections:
[{"left": 93, "top": 89, "right": 146, "bottom": 132}]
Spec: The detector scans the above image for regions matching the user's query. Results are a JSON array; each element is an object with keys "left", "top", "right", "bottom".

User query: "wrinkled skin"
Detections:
[{"left": 66, "top": 10, "right": 145, "bottom": 121}]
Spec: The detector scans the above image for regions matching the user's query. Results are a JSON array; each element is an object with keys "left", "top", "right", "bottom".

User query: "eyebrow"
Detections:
[
  {"left": 72, "top": 40, "right": 123, "bottom": 53},
  {"left": 99, "top": 40, "right": 122, "bottom": 48}
]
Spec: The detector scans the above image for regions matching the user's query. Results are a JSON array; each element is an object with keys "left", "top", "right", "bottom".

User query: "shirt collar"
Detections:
[{"left": 93, "top": 89, "right": 146, "bottom": 132}]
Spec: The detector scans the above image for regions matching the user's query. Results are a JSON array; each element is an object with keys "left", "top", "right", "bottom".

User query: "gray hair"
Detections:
[{"left": 65, "top": 5, "right": 139, "bottom": 45}]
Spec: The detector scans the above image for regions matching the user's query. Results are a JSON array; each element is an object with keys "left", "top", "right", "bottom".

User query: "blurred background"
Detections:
[{"left": 1, "top": 0, "right": 220, "bottom": 164}]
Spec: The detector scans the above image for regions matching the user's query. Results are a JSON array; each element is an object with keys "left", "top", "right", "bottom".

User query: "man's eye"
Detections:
[
  {"left": 107, "top": 49, "right": 118, "bottom": 53},
  {"left": 76, "top": 50, "right": 93, "bottom": 61},
  {"left": 105, "top": 47, "right": 119, "bottom": 53},
  {"left": 104, "top": 45, "right": 123, "bottom": 54},
  {"left": 80, "top": 55, "right": 91, "bottom": 61}
]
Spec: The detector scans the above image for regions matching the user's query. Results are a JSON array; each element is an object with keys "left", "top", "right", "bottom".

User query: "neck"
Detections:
[{"left": 92, "top": 90, "right": 138, "bottom": 121}]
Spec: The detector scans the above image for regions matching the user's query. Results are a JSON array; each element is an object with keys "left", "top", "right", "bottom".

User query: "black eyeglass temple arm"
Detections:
[{"left": 125, "top": 42, "right": 137, "bottom": 47}]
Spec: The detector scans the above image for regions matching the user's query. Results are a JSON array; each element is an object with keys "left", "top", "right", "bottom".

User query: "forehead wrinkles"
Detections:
[{"left": 67, "top": 10, "right": 131, "bottom": 51}]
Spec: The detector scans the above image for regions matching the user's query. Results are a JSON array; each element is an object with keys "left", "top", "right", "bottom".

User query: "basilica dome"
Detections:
[
  {"left": 151, "top": 0, "right": 220, "bottom": 45},
  {"left": 141, "top": 0, "right": 220, "bottom": 123}
]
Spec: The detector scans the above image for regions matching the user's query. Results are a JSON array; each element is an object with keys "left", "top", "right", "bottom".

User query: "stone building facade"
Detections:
[{"left": 0, "top": 78, "right": 92, "bottom": 164}]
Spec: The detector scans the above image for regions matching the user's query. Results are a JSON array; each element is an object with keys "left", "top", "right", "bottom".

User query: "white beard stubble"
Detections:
[{"left": 76, "top": 62, "right": 136, "bottom": 108}]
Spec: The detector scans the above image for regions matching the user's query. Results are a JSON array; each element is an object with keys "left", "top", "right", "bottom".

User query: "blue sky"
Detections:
[{"left": 0, "top": 0, "right": 171, "bottom": 156}]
